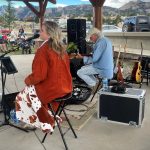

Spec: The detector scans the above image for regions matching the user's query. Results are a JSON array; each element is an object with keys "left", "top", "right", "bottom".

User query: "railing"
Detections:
[{"left": 104, "top": 32, "right": 150, "bottom": 57}]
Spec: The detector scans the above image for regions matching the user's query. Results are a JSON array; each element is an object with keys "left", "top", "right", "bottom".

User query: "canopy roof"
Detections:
[
  {"left": 8, "top": 0, "right": 56, "bottom": 3},
  {"left": 8, "top": 0, "right": 105, "bottom": 29},
  {"left": 89, "top": 0, "right": 105, "bottom": 7}
]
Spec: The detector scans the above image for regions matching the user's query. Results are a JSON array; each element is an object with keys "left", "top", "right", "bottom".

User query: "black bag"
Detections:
[
  {"left": 66, "top": 85, "right": 92, "bottom": 105},
  {"left": 110, "top": 82, "right": 132, "bottom": 94},
  {"left": 3, "top": 92, "right": 19, "bottom": 117},
  {"left": 111, "top": 84, "right": 126, "bottom": 94}
]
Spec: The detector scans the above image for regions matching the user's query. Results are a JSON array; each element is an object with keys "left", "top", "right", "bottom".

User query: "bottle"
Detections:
[
  {"left": 10, "top": 109, "right": 15, "bottom": 123},
  {"left": 10, "top": 109, "right": 19, "bottom": 124},
  {"left": 102, "top": 78, "right": 108, "bottom": 91}
]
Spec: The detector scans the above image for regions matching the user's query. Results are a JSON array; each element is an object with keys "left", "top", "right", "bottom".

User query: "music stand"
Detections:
[{"left": 0, "top": 56, "right": 28, "bottom": 132}]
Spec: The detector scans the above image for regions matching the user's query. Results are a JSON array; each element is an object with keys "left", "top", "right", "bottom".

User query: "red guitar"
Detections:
[
  {"left": 114, "top": 45, "right": 124, "bottom": 83},
  {"left": 117, "top": 62, "right": 124, "bottom": 83}
]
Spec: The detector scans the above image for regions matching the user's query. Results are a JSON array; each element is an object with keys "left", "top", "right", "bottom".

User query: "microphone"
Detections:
[{"left": 25, "top": 33, "right": 40, "bottom": 42}]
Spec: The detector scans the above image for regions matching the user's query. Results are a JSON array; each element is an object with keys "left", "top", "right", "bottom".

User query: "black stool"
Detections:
[
  {"left": 141, "top": 62, "right": 150, "bottom": 86},
  {"left": 42, "top": 93, "right": 77, "bottom": 150},
  {"left": 90, "top": 75, "right": 102, "bottom": 102}
]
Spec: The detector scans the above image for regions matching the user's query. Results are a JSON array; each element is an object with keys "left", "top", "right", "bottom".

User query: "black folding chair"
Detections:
[{"left": 41, "top": 93, "right": 77, "bottom": 150}]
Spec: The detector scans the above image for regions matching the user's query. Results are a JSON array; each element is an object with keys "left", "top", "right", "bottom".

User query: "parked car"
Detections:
[
  {"left": 122, "top": 16, "right": 150, "bottom": 32},
  {"left": 102, "top": 25, "right": 122, "bottom": 32}
]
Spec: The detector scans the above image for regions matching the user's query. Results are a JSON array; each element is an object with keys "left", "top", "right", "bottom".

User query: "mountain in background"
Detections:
[
  {"left": 0, "top": 1, "right": 150, "bottom": 20},
  {"left": 119, "top": 1, "right": 150, "bottom": 15}
]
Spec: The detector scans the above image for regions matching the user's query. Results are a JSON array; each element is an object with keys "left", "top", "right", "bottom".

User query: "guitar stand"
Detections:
[{"left": 0, "top": 56, "right": 28, "bottom": 132}]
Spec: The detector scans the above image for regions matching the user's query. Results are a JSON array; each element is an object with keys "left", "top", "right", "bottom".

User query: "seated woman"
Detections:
[{"left": 15, "top": 21, "right": 73, "bottom": 133}]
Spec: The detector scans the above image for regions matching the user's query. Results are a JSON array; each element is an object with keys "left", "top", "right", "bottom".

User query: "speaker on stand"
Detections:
[{"left": 67, "top": 19, "right": 87, "bottom": 54}]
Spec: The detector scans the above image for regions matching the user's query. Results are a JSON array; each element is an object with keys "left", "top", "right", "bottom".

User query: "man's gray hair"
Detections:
[{"left": 87, "top": 27, "right": 104, "bottom": 40}]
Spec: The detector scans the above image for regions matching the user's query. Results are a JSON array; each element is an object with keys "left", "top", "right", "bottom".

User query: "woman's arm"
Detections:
[{"left": 25, "top": 51, "right": 48, "bottom": 86}]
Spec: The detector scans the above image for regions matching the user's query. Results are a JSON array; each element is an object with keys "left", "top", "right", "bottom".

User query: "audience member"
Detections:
[{"left": 0, "top": 31, "right": 8, "bottom": 52}]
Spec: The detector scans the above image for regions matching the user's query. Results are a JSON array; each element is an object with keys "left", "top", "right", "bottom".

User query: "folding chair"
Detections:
[{"left": 41, "top": 93, "right": 77, "bottom": 150}]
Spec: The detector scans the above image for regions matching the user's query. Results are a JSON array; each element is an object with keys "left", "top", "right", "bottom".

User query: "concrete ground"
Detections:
[{"left": 0, "top": 54, "right": 150, "bottom": 150}]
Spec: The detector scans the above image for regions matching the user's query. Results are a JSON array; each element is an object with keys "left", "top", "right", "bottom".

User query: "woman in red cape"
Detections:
[{"left": 15, "top": 21, "right": 72, "bottom": 133}]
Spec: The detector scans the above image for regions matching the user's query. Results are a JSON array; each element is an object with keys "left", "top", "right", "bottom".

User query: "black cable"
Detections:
[
  {"left": 13, "top": 74, "right": 19, "bottom": 92},
  {"left": 64, "top": 101, "right": 97, "bottom": 112},
  {"left": 64, "top": 103, "right": 88, "bottom": 112},
  {"left": 0, "top": 77, "right": 10, "bottom": 93},
  {"left": 0, "top": 74, "right": 19, "bottom": 93}
]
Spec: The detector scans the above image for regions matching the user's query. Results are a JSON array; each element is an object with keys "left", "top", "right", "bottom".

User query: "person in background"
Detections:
[
  {"left": 0, "top": 31, "right": 8, "bottom": 52},
  {"left": 9, "top": 29, "right": 17, "bottom": 46},
  {"left": 2, "top": 34, "right": 9, "bottom": 51},
  {"left": 76, "top": 27, "right": 114, "bottom": 90},
  {"left": 15, "top": 21, "right": 72, "bottom": 132},
  {"left": 18, "top": 26, "right": 24, "bottom": 37}
]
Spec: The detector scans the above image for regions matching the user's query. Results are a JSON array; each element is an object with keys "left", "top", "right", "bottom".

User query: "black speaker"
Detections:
[
  {"left": 67, "top": 19, "right": 86, "bottom": 54},
  {"left": 77, "top": 38, "right": 87, "bottom": 54}
]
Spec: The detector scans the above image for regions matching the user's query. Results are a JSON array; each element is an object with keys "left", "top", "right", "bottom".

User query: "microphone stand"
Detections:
[{"left": 0, "top": 50, "right": 28, "bottom": 132}]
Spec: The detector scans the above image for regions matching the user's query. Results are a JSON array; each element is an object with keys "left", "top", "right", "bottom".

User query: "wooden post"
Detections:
[
  {"left": 93, "top": 6, "right": 103, "bottom": 30},
  {"left": 89, "top": 0, "right": 105, "bottom": 30},
  {"left": 39, "top": 0, "right": 48, "bottom": 28},
  {"left": 39, "top": 1, "right": 44, "bottom": 29}
]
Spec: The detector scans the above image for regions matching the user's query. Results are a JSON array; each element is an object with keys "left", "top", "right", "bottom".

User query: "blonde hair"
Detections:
[{"left": 43, "top": 21, "right": 66, "bottom": 56}]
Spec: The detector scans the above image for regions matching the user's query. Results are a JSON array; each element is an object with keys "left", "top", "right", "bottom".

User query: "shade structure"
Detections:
[
  {"left": 8, "top": 0, "right": 56, "bottom": 27},
  {"left": 89, "top": 0, "right": 106, "bottom": 30},
  {"left": 8, "top": 0, "right": 105, "bottom": 29}
]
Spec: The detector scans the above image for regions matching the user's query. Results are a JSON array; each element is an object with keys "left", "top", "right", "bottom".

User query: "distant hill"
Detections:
[
  {"left": 119, "top": 1, "right": 150, "bottom": 15},
  {"left": 0, "top": 4, "right": 119, "bottom": 20},
  {"left": 0, "top": 1, "right": 149, "bottom": 20}
]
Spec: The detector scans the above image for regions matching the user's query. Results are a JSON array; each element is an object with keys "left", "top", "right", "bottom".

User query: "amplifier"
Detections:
[{"left": 98, "top": 88, "right": 146, "bottom": 127}]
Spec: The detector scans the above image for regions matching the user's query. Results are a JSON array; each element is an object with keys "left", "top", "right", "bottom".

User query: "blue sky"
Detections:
[{"left": 0, "top": 0, "right": 149, "bottom": 8}]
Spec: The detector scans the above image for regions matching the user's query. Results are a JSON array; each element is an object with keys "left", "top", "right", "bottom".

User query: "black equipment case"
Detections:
[{"left": 98, "top": 88, "right": 146, "bottom": 127}]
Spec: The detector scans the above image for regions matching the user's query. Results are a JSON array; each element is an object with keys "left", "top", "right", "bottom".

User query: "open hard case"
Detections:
[{"left": 98, "top": 88, "right": 146, "bottom": 127}]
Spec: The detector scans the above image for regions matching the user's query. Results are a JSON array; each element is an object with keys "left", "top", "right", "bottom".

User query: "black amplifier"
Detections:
[{"left": 98, "top": 88, "right": 146, "bottom": 127}]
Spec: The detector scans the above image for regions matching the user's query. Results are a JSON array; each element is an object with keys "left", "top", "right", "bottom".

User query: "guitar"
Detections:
[
  {"left": 117, "top": 61, "right": 124, "bottom": 83},
  {"left": 114, "top": 45, "right": 124, "bottom": 83},
  {"left": 117, "top": 46, "right": 124, "bottom": 83},
  {"left": 120, "top": 43, "right": 127, "bottom": 70},
  {"left": 131, "top": 42, "right": 143, "bottom": 83}
]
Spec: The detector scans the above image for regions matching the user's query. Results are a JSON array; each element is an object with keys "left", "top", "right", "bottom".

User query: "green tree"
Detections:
[
  {"left": 2, "top": 0, "right": 16, "bottom": 29},
  {"left": 116, "top": 15, "right": 122, "bottom": 24},
  {"left": 113, "top": 15, "right": 122, "bottom": 26},
  {"left": 104, "top": 17, "right": 113, "bottom": 25},
  {"left": 35, "top": 16, "right": 39, "bottom": 24},
  {"left": 84, "top": 13, "right": 92, "bottom": 22}
]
